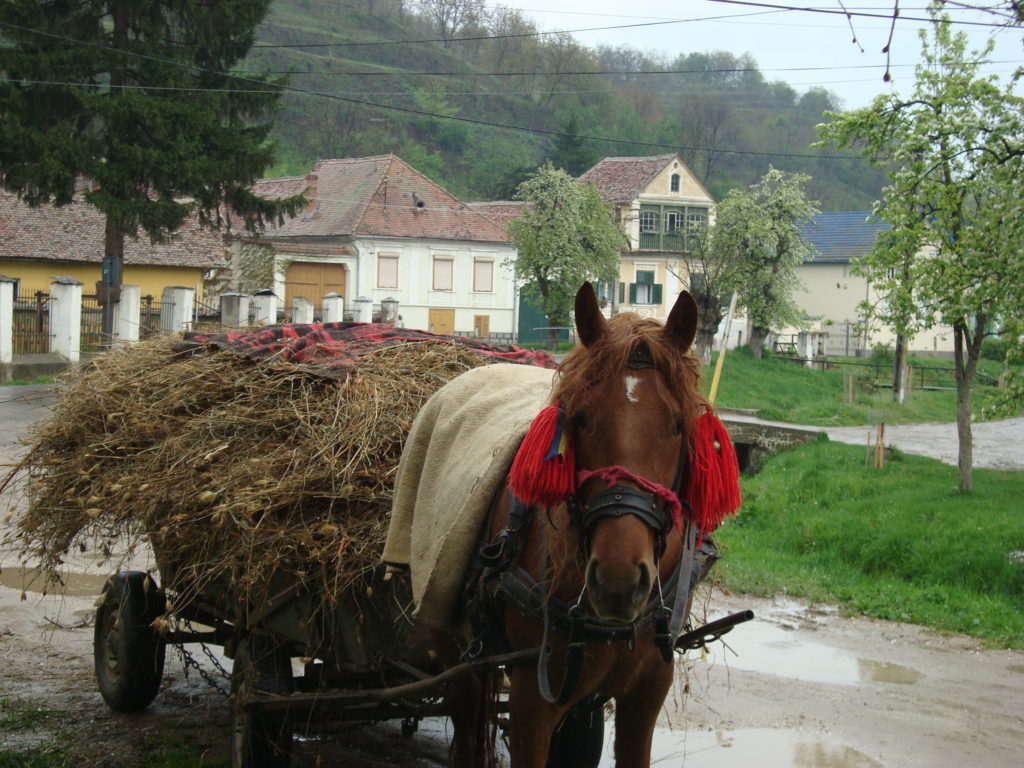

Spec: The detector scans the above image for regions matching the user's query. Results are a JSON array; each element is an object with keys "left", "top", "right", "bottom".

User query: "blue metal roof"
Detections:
[{"left": 799, "top": 211, "right": 888, "bottom": 264}]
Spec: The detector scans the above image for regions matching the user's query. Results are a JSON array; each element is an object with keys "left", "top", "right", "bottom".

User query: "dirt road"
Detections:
[{"left": 2, "top": 385, "right": 1023, "bottom": 766}]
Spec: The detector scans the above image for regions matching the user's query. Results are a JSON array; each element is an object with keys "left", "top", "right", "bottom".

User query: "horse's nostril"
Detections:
[{"left": 636, "top": 561, "right": 651, "bottom": 596}]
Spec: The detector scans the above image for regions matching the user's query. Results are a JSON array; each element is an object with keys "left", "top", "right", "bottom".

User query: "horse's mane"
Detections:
[{"left": 553, "top": 312, "right": 707, "bottom": 430}]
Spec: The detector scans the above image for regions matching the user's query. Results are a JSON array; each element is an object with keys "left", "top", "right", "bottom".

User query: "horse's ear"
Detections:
[
  {"left": 575, "top": 282, "right": 608, "bottom": 348},
  {"left": 663, "top": 291, "right": 698, "bottom": 353}
]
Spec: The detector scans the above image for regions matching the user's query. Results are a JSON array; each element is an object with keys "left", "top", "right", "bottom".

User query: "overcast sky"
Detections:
[{"left": 498, "top": 1, "right": 1023, "bottom": 111}]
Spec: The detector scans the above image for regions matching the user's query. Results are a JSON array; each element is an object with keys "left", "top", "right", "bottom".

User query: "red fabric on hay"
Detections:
[{"left": 173, "top": 322, "right": 557, "bottom": 381}]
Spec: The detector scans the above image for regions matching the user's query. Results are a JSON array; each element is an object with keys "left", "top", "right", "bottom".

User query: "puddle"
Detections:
[
  {"left": 647, "top": 727, "right": 882, "bottom": 767},
  {"left": 0, "top": 566, "right": 109, "bottom": 597},
  {"left": 700, "top": 617, "right": 921, "bottom": 687},
  {"left": 857, "top": 658, "right": 922, "bottom": 684}
]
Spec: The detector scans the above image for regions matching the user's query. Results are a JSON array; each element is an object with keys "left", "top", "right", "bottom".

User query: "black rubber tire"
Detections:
[
  {"left": 94, "top": 571, "right": 166, "bottom": 713},
  {"left": 229, "top": 635, "right": 294, "bottom": 768},
  {"left": 546, "top": 700, "right": 605, "bottom": 768}
]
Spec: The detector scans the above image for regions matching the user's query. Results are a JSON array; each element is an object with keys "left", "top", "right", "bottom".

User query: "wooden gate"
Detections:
[{"left": 284, "top": 262, "right": 346, "bottom": 314}]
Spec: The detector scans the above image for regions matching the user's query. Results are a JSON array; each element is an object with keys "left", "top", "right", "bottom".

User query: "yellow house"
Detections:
[
  {"left": 0, "top": 190, "right": 226, "bottom": 303},
  {"left": 788, "top": 212, "right": 954, "bottom": 356},
  {"left": 578, "top": 153, "right": 716, "bottom": 319}
]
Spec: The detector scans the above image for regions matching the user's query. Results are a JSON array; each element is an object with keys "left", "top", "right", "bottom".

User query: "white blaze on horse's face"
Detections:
[{"left": 624, "top": 375, "right": 640, "bottom": 404}]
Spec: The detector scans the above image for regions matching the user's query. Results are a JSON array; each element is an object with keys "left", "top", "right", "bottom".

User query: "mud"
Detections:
[{"left": 3, "top": 385, "right": 1023, "bottom": 766}]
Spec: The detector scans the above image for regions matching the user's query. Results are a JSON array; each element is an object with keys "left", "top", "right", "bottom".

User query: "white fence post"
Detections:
[
  {"left": 50, "top": 277, "right": 83, "bottom": 361},
  {"left": 292, "top": 296, "right": 314, "bottom": 324},
  {"left": 253, "top": 290, "right": 278, "bottom": 326},
  {"left": 114, "top": 284, "right": 142, "bottom": 343},
  {"left": 322, "top": 292, "right": 344, "bottom": 323},
  {"left": 220, "top": 293, "right": 251, "bottom": 328},
  {"left": 353, "top": 296, "right": 373, "bottom": 323},
  {"left": 159, "top": 286, "right": 194, "bottom": 333},
  {"left": 0, "top": 277, "right": 14, "bottom": 365}
]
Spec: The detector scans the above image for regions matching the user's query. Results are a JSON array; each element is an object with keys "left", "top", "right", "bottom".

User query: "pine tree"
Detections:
[{"left": 0, "top": 0, "right": 302, "bottom": 335}]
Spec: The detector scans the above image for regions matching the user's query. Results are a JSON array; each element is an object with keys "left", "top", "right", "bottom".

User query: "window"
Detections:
[
  {"left": 630, "top": 269, "right": 663, "bottom": 305},
  {"left": 639, "top": 210, "right": 659, "bottom": 233},
  {"left": 377, "top": 254, "right": 398, "bottom": 289},
  {"left": 670, "top": 173, "right": 680, "bottom": 192},
  {"left": 665, "top": 210, "right": 684, "bottom": 233},
  {"left": 432, "top": 256, "right": 453, "bottom": 291},
  {"left": 473, "top": 259, "right": 493, "bottom": 292},
  {"left": 685, "top": 209, "right": 708, "bottom": 249}
]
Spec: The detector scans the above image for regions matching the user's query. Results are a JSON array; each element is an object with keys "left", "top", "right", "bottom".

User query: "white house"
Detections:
[{"left": 226, "top": 155, "right": 518, "bottom": 338}]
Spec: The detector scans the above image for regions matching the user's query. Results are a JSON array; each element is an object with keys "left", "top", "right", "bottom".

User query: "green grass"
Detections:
[
  {"left": 715, "top": 437, "right": 1024, "bottom": 648},
  {"left": 2, "top": 376, "right": 56, "bottom": 386},
  {"left": 706, "top": 346, "right": 1013, "bottom": 426}
]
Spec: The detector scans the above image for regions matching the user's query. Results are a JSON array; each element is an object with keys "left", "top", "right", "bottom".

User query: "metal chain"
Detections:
[{"left": 174, "top": 641, "right": 231, "bottom": 700}]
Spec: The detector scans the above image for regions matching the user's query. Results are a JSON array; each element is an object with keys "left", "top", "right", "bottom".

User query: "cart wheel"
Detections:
[
  {"left": 546, "top": 698, "right": 605, "bottom": 768},
  {"left": 94, "top": 571, "right": 166, "bottom": 713},
  {"left": 230, "top": 635, "right": 294, "bottom": 768}
]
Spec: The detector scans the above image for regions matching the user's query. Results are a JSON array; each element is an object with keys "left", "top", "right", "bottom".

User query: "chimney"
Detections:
[{"left": 304, "top": 172, "right": 318, "bottom": 214}]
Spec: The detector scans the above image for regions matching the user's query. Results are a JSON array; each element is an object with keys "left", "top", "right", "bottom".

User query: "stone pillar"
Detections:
[
  {"left": 353, "top": 296, "right": 373, "bottom": 323},
  {"left": 253, "top": 289, "right": 278, "bottom": 326},
  {"left": 292, "top": 296, "right": 314, "bottom": 324},
  {"left": 322, "top": 292, "right": 344, "bottom": 323},
  {"left": 159, "top": 286, "right": 194, "bottom": 333},
  {"left": 380, "top": 296, "right": 399, "bottom": 325},
  {"left": 114, "top": 284, "right": 142, "bottom": 343},
  {"left": 798, "top": 331, "right": 814, "bottom": 369},
  {"left": 50, "top": 277, "right": 83, "bottom": 361},
  {"left": 0, "top": 277, "right": 14, "bottom": 365},
  {"left": 220, "top": 293, "right": 251, "bottom": 328}
]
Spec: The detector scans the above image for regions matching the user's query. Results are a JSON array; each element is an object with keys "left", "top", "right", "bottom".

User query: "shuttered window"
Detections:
[
  {"left": 473, "top": 259, "right": 493, "bottom": 292},
  {"left": 433, "top": 256, "right": 453, "bottom": 291},
  {"left": 629, "top": 270, "right": 663, "bottom": 305},
  {"left": 377, "top": 254, "right": 398, "bottom": 289}
]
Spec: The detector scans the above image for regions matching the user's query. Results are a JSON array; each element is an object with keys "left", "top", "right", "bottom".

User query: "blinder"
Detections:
[{"left": 575, "top": 483, "right": 674, "bottom": 553}]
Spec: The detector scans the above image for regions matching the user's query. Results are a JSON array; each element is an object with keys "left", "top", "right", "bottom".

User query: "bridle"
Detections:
[
  {"left": 468, "top": 344, "right": 700, "bottom": 708},
  {"left": 568, "top": 341, "right": 688, "bottom": 563}
]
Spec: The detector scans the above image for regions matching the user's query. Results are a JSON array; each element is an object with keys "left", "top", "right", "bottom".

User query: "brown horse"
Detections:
[{"left": 444, "top": 282, "right": 709, "bottom": 768}]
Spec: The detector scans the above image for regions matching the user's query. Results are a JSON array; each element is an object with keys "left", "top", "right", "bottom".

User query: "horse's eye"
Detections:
[
  {"left": 573, "top": 410, "right": 590, "bottom": 431},
  {"left": 673, "top": 419, "right": 684, "bottom": 435}
]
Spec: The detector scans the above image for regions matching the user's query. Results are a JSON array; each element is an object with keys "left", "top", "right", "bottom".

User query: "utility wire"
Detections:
[
  {"left": 0, "top": 19, "right": 869, "bottom": 162},
  {"left": 705, "top": 0, "right": 1020, "bottom": 27}
]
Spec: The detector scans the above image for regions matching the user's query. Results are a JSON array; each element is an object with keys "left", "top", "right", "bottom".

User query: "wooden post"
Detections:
[
  {"left": 865, "top": 430, "right": 872, "bottom": 468},
  {"left": 873, "top": 423, "right": 886, "bottom": 469}
]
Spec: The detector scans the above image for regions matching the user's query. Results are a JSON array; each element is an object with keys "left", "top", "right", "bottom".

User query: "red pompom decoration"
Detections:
[
  {"left": 685, "top": 410, "right": 742, "bottom": 534},
  {"left": 508, "top": 403, "right": 576, "bottom": 508}
]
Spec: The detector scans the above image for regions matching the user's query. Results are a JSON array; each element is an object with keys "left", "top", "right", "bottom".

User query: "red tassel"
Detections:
[
  {"left": 685, "top": 411, "right": 742, "bottom": 534},
  {"left": 508, "top": 404, "right": 576, "bottom": 508}
]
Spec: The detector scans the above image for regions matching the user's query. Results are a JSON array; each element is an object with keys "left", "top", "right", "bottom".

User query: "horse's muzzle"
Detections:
[{"left": 585, "top": 557, "right": 652, "bottom": 622}]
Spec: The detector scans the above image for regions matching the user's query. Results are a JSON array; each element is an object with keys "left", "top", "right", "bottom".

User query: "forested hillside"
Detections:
[{"left": 247, "top": 0, "right": 888, "bottom": 209}]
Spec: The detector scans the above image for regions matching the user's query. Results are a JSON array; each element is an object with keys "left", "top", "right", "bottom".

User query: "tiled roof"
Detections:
[
  {"left": 256, "top": 155, "right": 509, "bottom": 244},
  {"left": 577, "top": 154, "right": 679, "bottom": 203},
  {"left": 0, "top": 190, "right": 226, "bottom": 268},
  {"left": 466, "top": 201, "right": 525, "bottom": 231},
  {"left": 799, "top": 212, "right": 889, "bottom": 264}
]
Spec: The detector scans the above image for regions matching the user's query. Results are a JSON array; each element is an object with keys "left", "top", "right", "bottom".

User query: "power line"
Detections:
[
  {"left": 705, "top": 0, "right": 1020, "bottom": 27},
  {"left": 0, "top": 19, "right": 868, "bottom": 163}
]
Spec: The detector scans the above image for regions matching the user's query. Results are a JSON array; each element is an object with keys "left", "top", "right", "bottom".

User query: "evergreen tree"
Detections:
[{"left": 0, "top": 0, "right": 302, "bottom": 335}]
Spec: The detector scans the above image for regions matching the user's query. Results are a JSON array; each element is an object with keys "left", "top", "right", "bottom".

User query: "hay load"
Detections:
[{"left": 1, "top": 323, "right": 555, "bottom": 622}]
